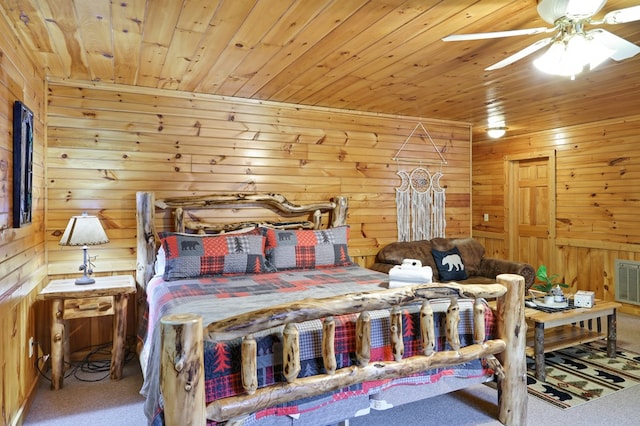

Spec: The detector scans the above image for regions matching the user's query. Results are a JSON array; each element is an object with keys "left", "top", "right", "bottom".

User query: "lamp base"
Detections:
[
  {"left": 75, "top": 247, "right": 95, "bottom": 285},
  {"left": 75, "top": 275, "right": 95, "bottom": 285}
]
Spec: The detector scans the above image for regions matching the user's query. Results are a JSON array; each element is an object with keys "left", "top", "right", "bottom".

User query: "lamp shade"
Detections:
[{"left": 59, "top": 213, "right": 109, "bottom": 246}]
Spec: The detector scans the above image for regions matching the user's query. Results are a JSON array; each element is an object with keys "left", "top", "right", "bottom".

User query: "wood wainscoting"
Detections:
[{"left": 0, "top": 8, "right": 47, "bottom": 426}]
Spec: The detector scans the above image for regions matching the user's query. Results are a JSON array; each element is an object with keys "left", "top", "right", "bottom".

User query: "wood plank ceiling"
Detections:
[{"left": 3, "top": 0, "right": 640, "bottom": 140}]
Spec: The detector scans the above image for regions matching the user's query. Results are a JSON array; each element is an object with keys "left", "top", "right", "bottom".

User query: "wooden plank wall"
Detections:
[
  {"left": 45, "top": 80, "right": 472, "bottom": 271},
  {"left": 0, "top": 10, "right": 46, "bottom": 426},
  {"left": 472, "top": 115, "right": 640, "bottom": 315},
  {"left": 45, "top": 79, "right": 472, "bottom": 351}
]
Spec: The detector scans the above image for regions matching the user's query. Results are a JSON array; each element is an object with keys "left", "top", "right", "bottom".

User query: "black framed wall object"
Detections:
[{"left": 13, "top": 101, "right": 34, "bottom": 228}]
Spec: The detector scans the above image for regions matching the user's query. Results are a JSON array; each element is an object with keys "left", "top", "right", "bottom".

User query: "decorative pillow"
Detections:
[
  {"left": 264, "top": 226, "right": 352, "bottom": 270},
  {"left": 159, "top": 232, "right": 266, "bottom": 281},
  {"left": 431, "top": 247, "right": 468, "bottom": 281}
]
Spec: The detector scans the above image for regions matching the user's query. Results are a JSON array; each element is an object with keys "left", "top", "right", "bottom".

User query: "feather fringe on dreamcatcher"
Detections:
[
  {"left": 393, "top": 123, "right": 447, "bottom": 242},
  {"left": 396, "top": 167, "right": 446, "bottom": 241}
]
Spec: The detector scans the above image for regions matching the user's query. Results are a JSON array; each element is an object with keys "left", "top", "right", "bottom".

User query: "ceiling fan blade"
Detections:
[
  {"left": 538, "top": 0, "right": 606, "bottom": 24},
  {"left": 589, "top": 29, "right": 640, "bottom": 61},
  {"left": 485, "top": 37, "right": 552, "bottom": 71},
  {"left": 601, "top": 5, "right": 640, "bottom": 24},
  {"left": 566, "top": 0, "right": 607, "bottom": 18},
  {"left": 443, "top": 27, "right": 553, "bottom": 42}
]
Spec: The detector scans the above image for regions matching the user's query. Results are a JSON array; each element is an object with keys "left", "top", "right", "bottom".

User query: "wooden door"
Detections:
[{"left": 506, "top": 151, "right": 556, "bottom": 273}]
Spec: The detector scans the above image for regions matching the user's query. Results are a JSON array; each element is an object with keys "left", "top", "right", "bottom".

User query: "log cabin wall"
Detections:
[
  {"left": 44, "top": 79, "right": 472, "bottom": 354},
  {"left": 472, "top": 115, "right": 640, "bottom": 315},
  {"left": 0, "top": 10, "right": 46, "bottom": 426}
]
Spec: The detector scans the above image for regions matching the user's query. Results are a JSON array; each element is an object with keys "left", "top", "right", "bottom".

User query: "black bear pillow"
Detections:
[{"left": 431, "top": 247, "right": 468, "bottom": 281}]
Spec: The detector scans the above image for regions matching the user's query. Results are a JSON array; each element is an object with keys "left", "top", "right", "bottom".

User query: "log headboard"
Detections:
[{"left": 135, "top": 192, "right": 348, "bottom": 288}]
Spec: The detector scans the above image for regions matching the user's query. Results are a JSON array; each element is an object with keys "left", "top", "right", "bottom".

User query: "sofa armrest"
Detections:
[
  {"left": 478, "top": 258, "right": 535, "bottom": 290},
  {"left": 369, "top": 262, "right": 394, "bottom": 274}
]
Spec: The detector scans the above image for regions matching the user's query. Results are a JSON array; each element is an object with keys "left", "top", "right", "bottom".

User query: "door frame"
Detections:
[{"left": 505, "top": 150, "right": 557, "bottom": 269}]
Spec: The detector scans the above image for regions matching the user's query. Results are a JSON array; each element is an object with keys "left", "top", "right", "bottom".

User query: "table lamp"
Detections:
[{"left": 59, "top": 212, "right": 109, "bottom": 285}]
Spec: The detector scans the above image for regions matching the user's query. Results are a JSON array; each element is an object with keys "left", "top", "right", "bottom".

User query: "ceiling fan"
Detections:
[{"left": 443, "top": 0, "right": 640, "bottom": 76}]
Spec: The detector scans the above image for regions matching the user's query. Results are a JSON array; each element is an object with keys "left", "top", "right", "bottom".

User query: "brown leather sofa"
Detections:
[{"left": 369, "top": 237, "right": 535, "bottom": 289}]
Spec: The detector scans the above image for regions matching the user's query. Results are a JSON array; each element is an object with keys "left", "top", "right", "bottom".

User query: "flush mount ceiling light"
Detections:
[
  {"left": 487, "top": 127, "right": 507, "bottom": 139},
  {"left": 442, "top": 0, "right": 640, "bottom": 77}
]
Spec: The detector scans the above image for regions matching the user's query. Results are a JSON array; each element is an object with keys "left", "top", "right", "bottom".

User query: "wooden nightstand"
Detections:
[{"left": 38, "top": 275, "right": 136, "bottom": 390}]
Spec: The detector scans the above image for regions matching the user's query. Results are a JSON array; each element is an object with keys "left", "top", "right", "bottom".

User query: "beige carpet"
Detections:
[{"left": 25, "top": 360, "right": 147, "bottom": 426}]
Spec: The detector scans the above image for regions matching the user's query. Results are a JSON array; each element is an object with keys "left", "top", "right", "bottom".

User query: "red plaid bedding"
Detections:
[{"left": 139, "top": 265, "right": 496, "bottom": 425}]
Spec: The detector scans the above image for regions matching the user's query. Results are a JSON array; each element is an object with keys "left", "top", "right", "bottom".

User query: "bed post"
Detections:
[
  {"left": 495, "top": 273, "right": 527, "bottom": 425},
  {"left": 331, "top": 195, "right": 348, "bottom": 227},
  {"left": 160, "top": 313, "right": 206, "bottom": 425},
  {"left": 136, "top": 191, "right": 157, "bottom": 288}
]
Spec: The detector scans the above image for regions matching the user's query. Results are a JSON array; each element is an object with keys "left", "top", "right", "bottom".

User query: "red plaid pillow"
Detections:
[
  {"left": 159, "top": 232, "right": 266, "bottom": 281},
  {"left": 264, "top": 226, "right": 352, "bottom": 270}
]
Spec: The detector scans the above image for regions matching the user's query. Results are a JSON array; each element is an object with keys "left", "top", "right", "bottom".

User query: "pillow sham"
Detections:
[
  {"left": 264, "top": 226, "right": 352, "bottom": 270},
  {"left": 159, "top": 232, "right": 266, "bottom": 281},
  {"left": 431, "top": 246, "right": 468, "bottom": 281},
  {"left": 154, "top": 227, "right": 262, "bottom": 276}
]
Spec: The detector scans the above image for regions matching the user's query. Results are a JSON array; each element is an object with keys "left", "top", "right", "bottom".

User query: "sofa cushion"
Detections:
[
  {"left": 374, "top": 240, "right": 438, "bottom": 273},
  {"left": 431, "top": 247, "right": 468, "bottom": 281}
]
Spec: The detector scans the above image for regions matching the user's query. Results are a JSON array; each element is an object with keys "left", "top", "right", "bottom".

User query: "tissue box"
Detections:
[{"left": 574, "top": 291, "right": 595, "bottom": 308}]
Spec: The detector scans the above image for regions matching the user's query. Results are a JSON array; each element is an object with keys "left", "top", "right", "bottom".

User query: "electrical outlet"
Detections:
[
  {"left": 483, "top": 213, "right": 489, "bottom": 222},
  {"left": 29, "top": 337, "right": 34, "bottom": 358}
]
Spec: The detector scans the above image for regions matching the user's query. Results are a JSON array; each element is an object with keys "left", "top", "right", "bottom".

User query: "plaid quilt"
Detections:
[{"left": 139, "top": 266, "right": 496, "bottom": 425}]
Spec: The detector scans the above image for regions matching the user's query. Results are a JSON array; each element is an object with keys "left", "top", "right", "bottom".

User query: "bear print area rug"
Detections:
[{"left": 526, "top": 341, "right": 640, "bottom": 409}]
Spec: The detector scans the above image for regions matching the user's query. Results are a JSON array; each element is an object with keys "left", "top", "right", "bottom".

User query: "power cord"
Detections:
[{"left": 35, "top": 336, "right": 137, "bottom": 383}]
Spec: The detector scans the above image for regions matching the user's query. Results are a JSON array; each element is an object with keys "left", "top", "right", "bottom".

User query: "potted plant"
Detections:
[{"left": 533, "top": 265, "right": 569, "bottom": 304}]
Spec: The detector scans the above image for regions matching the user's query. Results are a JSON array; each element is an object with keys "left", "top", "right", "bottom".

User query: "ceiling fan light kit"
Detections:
[
  {"left": 443, "top": 0, "right": 640, "bottom": 77},
  {"left": 533, "top": 33, "right": 614, "bottom": 78}
]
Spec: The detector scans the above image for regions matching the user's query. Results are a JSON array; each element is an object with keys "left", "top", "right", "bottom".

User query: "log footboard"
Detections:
[{"left": 160, "top": 274, "right": 527, "bottom": 426}]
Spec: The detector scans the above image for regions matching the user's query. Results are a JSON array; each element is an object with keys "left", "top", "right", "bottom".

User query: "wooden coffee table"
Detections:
[{"left": 525, "top": 299, "right": 621, "bottom": 382}]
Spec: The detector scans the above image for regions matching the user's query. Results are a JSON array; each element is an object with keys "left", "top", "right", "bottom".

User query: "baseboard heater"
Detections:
[{"left": 615, "top": 259, "right": 640, "bottom": 305}]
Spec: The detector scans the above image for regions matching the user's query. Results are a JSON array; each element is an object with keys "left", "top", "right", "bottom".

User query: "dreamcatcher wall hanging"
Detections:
[{"left": 393, "top": 122, "right": 447, "bottom": 242}]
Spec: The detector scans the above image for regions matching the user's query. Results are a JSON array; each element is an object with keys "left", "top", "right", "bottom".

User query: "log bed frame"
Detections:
[{"left": 135, "top": 192, "right": 527, "bottom": 426}]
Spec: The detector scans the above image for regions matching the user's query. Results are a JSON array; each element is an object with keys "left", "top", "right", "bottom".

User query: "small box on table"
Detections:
[{"left": 574, "top": 290, "right": 595, "bottom": 308}]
